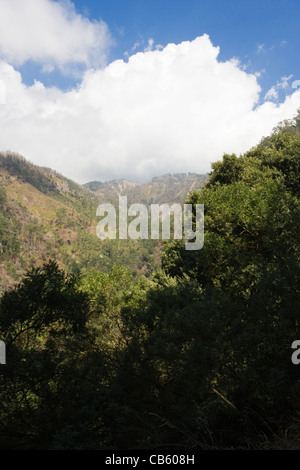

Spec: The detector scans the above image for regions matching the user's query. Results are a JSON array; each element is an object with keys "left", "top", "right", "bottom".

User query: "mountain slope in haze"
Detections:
[
  {"left": 0, "top": 151, "right": 104, "bottom": 291},
  {"left": 0, "top": 152, "right": 208, "bottom": 291},
  {"left": 85, "top": 172, "right": 209, "bottom": 205}
]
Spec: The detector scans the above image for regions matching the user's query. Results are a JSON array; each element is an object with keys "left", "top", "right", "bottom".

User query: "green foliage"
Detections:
[
  {"left": 0, "top": 150, "right": 177, "bottom": 287},
  {"left": 159, "top": 125, "right": 300, "bottom": 447},
  {"left": 0, "top": 260, "right": 89, "bottom": 341},
  {"left": 0, "top": 211, "right": 20, "bottom": 260},
  {"left": 207, "top": 153, "right": 245, "bottom": 186},
  {"left": 0, "top": 152, "right": 57, "bottom": 194},
  {"left": 207, "top": 121, "right": 300, "bottom": 197},
  {"left": 1, "top": 117, "right": 300, "bottom": 450},
  {"left": 110, "top": 273, "right": 219, "bottom": 449},
  {"left": 0, "top": 187, "right": 6, "bottom": 205},
  {"left": 0, "top": 261, "right": 96, "bottom": 449}
]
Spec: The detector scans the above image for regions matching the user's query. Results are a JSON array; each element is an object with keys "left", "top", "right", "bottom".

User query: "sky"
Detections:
[{"left": 0, "top": 0, "right": 299, "bottom": 184}]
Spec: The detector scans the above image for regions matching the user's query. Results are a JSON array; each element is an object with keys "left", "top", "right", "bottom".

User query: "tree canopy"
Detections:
[{"left": 1, "top": 114, "right": 300, "bottom": 449}]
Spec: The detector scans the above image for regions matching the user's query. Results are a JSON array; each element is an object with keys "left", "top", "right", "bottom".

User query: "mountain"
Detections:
[
  {"left": 0, "top": 151, "right": 208, "bottom": 291},
  {"left": 0, "top": 151, "right": 101, "bottom": 291},
  {"left": 84, "top": 172, "right": 209, "bottom": 205}
]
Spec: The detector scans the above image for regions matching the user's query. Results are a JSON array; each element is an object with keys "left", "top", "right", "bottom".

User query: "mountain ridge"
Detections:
[
  {"left": 84, "top": 172, "right": 209, "bottom": 205},
  {"left": 0, "top": 152, "right": 208, "bottom": 290}
]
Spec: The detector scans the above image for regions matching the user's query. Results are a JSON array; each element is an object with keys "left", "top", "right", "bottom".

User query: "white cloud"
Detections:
[
  {"left": 257, "top": 43, "right": 266, "bottom": 54},
  {"left": 144, "top": 39, "right": 154, "bottom": 52},
  {"left": 281, "top": 75, "right": 293, "bottom": 89},
  {"left": 41, "top": 64, "right": 55, "bottom": 74},
  {"left": 264, "top": 75, "right": 294, "bottom": 101},
  {"left": 0, "top": 0, "right": 111, "bottom": 71},
  {"left": 0, "top": 35, "right": 299, "bottom": 184},
  {"left": 125, "top": 38, "right": 163, "bottom": 58},
  {"left": 264, "top": 85, "right": 279, "bottom": 101}
]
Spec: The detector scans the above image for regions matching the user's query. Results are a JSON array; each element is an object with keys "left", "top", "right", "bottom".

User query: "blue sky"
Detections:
[
  {"left": 24, "top": 0, "right": 300, "bottom": 99},
  {"left": 0, "top": 0, "right": 299, "bottom": 183}
]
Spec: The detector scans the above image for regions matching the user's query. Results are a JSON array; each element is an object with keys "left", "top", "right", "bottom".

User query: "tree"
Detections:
[
  {"left": 145, "top": 127, "right": 300, "bottom": 447},
  {"left": 0, "top": 260, "right": 98, "bottom": 449}
]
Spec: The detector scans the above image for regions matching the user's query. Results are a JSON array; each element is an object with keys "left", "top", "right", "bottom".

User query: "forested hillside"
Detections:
[
  {"left": 0, "top": 151, "right": 99, "bottom": 290},
  {"left": 0, "top": 110, "right": 300, "bottom": 450},
  {"left": 0, "top": 153, "right": 207, "bottom": 290}
]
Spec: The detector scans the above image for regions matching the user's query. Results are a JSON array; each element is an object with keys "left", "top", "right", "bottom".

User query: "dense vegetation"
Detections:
[
  {"left": 1, "top": 154, "right": 193, "bottom": 289},
  {"left": 0, "top": 111, "right": 300, "bottom": 450},
  {"left": 0, "top": 154, "right": 206, "bottom": 290}
]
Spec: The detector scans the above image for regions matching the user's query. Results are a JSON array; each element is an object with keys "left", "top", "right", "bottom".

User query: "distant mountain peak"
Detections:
[{"left": 84, "top": 172, "right": 209, "bottom": 205}]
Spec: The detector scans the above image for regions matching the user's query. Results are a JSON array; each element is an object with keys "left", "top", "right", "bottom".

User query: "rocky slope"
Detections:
[{"left": 0, "top": 151, "right": 208, "bottom": 291}]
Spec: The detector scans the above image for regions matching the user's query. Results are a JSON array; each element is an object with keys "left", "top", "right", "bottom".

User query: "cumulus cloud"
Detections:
[
  {"left": 0, "top": 35, "right": 299, "bottom": 184},
  {"left": 0, "top": 0, "right": 111, "bottom": 71}
]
